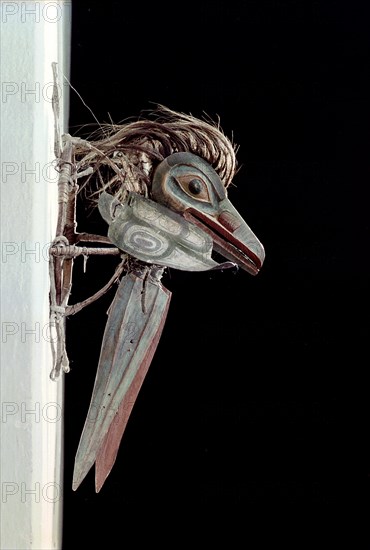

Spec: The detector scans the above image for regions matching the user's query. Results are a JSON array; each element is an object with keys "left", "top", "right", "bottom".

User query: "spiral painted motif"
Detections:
[{"left": 123, "top": 225, "right": 169, "bottom": 258}]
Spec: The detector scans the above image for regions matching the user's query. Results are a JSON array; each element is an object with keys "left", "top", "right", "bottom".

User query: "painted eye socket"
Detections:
[{"left": 176, "top": 175, "right": 210, "bottom": 202}]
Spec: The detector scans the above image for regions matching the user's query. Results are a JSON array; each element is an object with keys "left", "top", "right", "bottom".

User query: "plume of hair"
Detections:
[{"left": 73, "top": 105, "right": 238, "bottom": 203}]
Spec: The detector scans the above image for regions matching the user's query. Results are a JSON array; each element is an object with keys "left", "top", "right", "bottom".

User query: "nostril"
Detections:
[{"left": 218, "top": 210, "right": 241, "bottom": 233}]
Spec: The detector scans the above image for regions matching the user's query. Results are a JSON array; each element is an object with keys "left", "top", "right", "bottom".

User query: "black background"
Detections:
[{"left": 63, "top": 1, "right": 368, "bottom": 546}]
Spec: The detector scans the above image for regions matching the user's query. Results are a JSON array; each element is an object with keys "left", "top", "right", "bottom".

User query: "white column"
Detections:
[{"left": 0, "top": 2, "right": 71, "bottom": 548}]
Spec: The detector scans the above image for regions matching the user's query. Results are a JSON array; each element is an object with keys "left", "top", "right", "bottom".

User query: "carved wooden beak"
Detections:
[{"left": 183, "top": 198, "right": 264, "bottom": 275}]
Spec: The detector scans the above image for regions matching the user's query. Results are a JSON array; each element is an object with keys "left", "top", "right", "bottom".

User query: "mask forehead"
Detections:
[{"left": 164, "top": 152, "right": 227, "bottom": 199}]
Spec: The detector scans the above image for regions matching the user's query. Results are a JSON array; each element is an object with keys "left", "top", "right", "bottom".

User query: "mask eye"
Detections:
[{"left": 176, "top": 175, "right": 210, "bottom": 202}]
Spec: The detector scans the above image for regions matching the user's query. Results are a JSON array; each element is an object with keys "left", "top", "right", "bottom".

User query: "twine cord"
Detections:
[{"left": 49, "top": 236, "right": 70, "bottom": 380}]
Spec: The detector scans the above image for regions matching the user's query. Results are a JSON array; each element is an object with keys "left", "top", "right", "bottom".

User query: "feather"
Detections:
[{"left": 73, "top": 105, "right": 238, "bottom": 203}]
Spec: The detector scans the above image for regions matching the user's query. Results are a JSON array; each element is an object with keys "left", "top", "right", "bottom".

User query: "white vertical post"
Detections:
[{"left": 0, "top": 2, "right": 71, "bottom": 548}]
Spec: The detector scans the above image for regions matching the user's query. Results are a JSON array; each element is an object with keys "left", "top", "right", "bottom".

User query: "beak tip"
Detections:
[{"left": 253, "top": 242, "right": 266, "bottom": 269}]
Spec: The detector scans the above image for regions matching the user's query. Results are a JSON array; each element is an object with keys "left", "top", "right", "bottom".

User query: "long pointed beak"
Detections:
[{"left": 183, "top": 198, "right": 265, "bottom": 276}]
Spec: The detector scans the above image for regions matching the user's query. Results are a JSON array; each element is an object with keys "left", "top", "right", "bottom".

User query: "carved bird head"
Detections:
[
  {"left": 151, "top": 151, "right": 264, "bottom": 274},
  {"left": 74, "top": 105, "right": 265, "bottom": 274}
]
